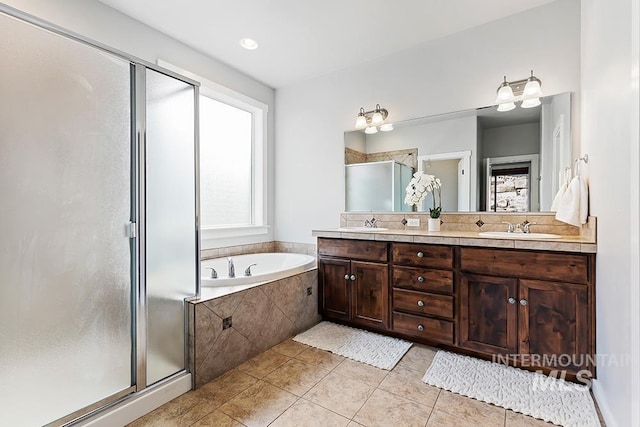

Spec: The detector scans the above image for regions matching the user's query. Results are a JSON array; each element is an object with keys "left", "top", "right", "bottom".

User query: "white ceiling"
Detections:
[{"left": 99, "top": 0, "right": 558, "bottom": 88}]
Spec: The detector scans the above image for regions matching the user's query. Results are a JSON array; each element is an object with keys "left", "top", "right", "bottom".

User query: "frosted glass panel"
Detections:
[
  {"left": 0, "top": 13, "right": 132, "bottom": 426},
  {"left": 146, "top": 69, "right": 197, "bottom": 385},
  {"left": 200, "top": 95, "right": 252, "bottom": 226}
]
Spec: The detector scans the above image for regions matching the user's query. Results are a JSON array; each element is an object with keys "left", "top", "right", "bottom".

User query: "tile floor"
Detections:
[{"left": 127, "top": 339, "right": 601, "bottom": 427}]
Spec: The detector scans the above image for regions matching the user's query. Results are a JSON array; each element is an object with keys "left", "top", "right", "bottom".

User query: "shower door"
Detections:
[{"left": 0, "top": 12, "right": 134, "bottom": 426}]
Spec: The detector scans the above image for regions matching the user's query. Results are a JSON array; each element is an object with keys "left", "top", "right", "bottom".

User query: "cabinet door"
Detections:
[
  {"left": 459, "top": 273, "right": 518, "bottom": 354},
  {"left": 351, "top": 261, "right": 389, "bottom": 329},
  {"left": 519, "top": 279, "right": 590, "bottom": 372},
  {"left": 318, "top": 257, "right": 351, "bottom": 320}
]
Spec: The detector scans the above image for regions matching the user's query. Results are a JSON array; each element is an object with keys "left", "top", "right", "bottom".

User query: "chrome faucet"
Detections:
[
  {"left": 227, "top": 257, "right": 235, "bottom": 278},
  {"left": 244, "top": 263, "right": 257, "bottom": 276},
  {"left": 204, "top": 267, "right": 217, "bottom": 279},
  {"left": 522, "top": 222, "right": 537, "bottom": 234},
  {"left": 502, "top": 221, "right": 514, "bottom": 233}
]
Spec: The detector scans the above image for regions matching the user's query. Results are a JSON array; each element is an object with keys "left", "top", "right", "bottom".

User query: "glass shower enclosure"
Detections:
[{"left": 0, "top": 7, "right": 199, "bottom": 426}]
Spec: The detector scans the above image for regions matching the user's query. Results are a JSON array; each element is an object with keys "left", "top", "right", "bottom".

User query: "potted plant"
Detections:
[{"left": 404, "top": 172, "right": 442, "bottom": 231}]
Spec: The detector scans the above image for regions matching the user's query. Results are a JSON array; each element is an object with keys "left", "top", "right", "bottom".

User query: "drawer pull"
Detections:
[
  {"left": 417, "top": 276, "right": 424, "bottom": 282},
  {"left": 520, "top": 299, "right": 528, "bottom": 306},
  {"left": 344, "top": 274, "right": 350, "bottom": 280},
  {"left": 417, "top": 251, "right": 424, "bottom": 258},
  {"left": 417, "top": 324, "right": 424, "bottom": 332},
  {"left": 417, "top": 300, "right": 425, "bottom": 307},
  {"left": 350, "top": 275, "right": 356, "bottom": 281},
  {"left": 508, "top": 297, "right": 516, "bottom": 304}
]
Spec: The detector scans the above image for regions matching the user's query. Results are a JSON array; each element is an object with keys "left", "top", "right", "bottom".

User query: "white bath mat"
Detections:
[
  {"left": 422, "top": 350, "right": 600, "bottom": 427},
  {"left": 293, "top": 322, "right": 412, "bottom": 370}
]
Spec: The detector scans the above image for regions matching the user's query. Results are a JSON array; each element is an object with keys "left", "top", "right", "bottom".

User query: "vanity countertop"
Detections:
[{"left": 311, "top": 228, "right": 597, "bottom": 253}]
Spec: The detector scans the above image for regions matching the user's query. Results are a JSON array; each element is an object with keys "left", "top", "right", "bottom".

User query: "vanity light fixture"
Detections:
[
  {"left": 495, "top": 70, "right": 542, "bottom": 111},
  {"left": 355, "top": 104, "right": 391, "bottom": 132}
]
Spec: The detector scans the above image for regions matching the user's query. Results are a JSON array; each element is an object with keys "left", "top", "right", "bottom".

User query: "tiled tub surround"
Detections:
[
  {"left": 188, "top": 269, "right": 321, "bottom": 388},
  {"left": 201, "top": 241, "right": 317, "bottom": 260},
  {"left": 323, "top": 212, "right": 597, "bottom": 253}
]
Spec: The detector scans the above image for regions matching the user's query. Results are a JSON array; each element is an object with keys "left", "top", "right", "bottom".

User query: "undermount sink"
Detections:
[
  {"left": 478, "top": 231, "right": 562, "bottom": 239},
  {"left": 337, "top": 227, "right": 389, "bottom": 232}
]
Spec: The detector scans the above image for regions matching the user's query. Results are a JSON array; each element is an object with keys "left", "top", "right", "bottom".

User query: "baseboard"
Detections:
[
  {"left": 591, "top": 378, "right": 618, "bottom": 427},
  {"left": 78, "top": 373, "right": 192, "bottom": 427}
]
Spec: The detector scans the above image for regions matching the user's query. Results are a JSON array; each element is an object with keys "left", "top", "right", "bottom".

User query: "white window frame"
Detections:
[{"left": 157, "top": 60, "right": 269, "bottom": 242}]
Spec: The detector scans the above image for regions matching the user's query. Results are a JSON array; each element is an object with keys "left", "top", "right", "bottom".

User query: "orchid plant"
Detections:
[{"left": 404, "top": 172, "right": 442, "bottom": 218}]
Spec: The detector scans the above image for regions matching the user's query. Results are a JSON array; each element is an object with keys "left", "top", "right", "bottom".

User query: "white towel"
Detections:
[
  {"left": 550, "top": 180, "right": 568, "bottom": 212},
  {"left": 555, "top": 176, "right": 588, "bottom": 226}
]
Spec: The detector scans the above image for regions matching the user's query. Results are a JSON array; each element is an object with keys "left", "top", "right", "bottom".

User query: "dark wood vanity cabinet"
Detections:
[
  {"left": 458, "top": 247, "right": 594, "bottom": 374},
  {"left": 390, "top": 243, "right": 455, "bottom": 345},
  {"left": 317, "top": 238, "right": 595, "bottom": 376},
  {"left": 317, "top": 238, "right": 389, "bottom": 330}
]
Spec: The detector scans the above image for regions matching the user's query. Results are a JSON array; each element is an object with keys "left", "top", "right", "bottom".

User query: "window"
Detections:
[
  {"left": 155, "top": 60, "right": 268, "bottom": 241},
  {"left": 198, "top": 88, "right": 268, "bottom": 239}
]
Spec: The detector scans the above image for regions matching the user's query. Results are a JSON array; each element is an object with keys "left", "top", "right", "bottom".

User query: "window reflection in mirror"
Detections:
[{"left": 344, "top": 92, "right": 572, "bottom": 213}]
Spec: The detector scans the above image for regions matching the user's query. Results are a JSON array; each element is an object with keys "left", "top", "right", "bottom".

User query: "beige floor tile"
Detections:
[
  {"left": 505, "top": 410, "right": 554, "bottom": 426},
  {"left": 378, "top": 364, "right": 440, "bottom": 407},
  {"left": 271, "top": 339, "right": 310, "bottom": 357},
  {"left": 426, "top": 409, "right": 479, "bottom": 427},
  {"left": 332, "top": 359, "right": 388, "bottom": 386},
  {"left": 236, "top": 349, "right": 290, "bottom": 379},
  {"left": 194, "top": 369, "right": 258, "bottom": 406},
  {"left": 347, "top": 422, "right": 365, "bottom": 427},
  {"left": 353, "top": 388, "right": 433, "bottom": 427},
  {"left": 395, "top": 344, "right": 437, "bottom": 374},
  {"left": 264, "top": 358, "right": 331, "bottom": 396},
  {"left": 270, "top": 399, "right": 350, "bottom": 427},
  {"left": 295, "top": 347, "right": 345, "bottom": 370},
  {"left": 191, "top": 410, "right": 245, "bottom": 427},
  {"left": 303, "top": 372, "right": 375, "bottom": 418},
  {"left": 433, "top": 390, "right": 506, "bottom": 427},
  {"left": 218, "top": 381, "right": 297, "bottom": 427},
  {"left": 128, "top": 393, "right": 218, "bottom": 427}
]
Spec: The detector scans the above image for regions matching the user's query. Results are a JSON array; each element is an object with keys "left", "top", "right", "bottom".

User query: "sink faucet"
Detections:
[
  {"left": 522, "top": 222, "right": 537, "bottom": 234},
  {"left": 227, "top": 257, "right": 235, "bottom": 278},
  {"left": 502, "top": 222, "right": 514, "bottom": 233}
]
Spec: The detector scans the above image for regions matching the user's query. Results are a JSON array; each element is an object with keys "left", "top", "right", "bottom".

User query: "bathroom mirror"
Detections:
[{"left": 344, "top": 92, "right": 572, "bottom": 213}]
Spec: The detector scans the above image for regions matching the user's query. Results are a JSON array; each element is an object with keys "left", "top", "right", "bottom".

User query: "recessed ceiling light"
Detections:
[{"left": 239, "top": 38, "right": 258, "bottom": 50}]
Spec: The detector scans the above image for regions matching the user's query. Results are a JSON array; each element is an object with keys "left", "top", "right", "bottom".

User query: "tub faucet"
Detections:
[
  {"left": 204, "top": 267, "right": 217, "bottom": 279},
  {"left": 244, "top": 263, "right": 257, "bottom": 276},
  {"left": 227, "top": 257, "right": 235, "bottom": 278}
]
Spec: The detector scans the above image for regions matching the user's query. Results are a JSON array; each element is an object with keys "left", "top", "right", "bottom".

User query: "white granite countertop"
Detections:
[{"left": 312, "top": 228, "right": 597, "bottom": 253}]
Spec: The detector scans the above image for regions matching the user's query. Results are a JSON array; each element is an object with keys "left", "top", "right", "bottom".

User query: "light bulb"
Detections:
[
  {"left": 379, "top": 123, "right": 394, "bottom": 132},
  {"left": 355, "top": 107, "right": 367, "bottom": 129},
  {"left": 495, "top": 77, "right": 515, "bottom": 104},
  {"left": 521, "top": 98, "right": 541, "bottom": 108},
  {"left": 371, "top": 111, "right": 383, "bottom": 126},
  {"left": 364, "top": 126, "right": 378, "bottom": 134},
  {"left": 497, "top": 102, "right": 516, "bottom": 112},
  {"left": 523, "top": 71, "right": 543, "bottom": 98}
]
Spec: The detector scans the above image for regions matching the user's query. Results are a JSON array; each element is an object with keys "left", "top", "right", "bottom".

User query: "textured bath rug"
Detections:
[
  {"left": 292, "top": 322, "right": 412, "bottom": 370},
  {"left": 422, "top": 350, "right": 600, "bottom": 427}
]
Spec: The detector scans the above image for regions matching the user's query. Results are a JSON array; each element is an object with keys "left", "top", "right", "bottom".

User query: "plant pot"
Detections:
[{"left": 428, "top": 218, "right": 441, "bottom": 232}]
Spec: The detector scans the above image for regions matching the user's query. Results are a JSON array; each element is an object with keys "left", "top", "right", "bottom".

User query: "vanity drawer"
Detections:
[
  {"left": 318, "top": 238, "right": 388, "bottom": 262},
  {"left": 392, "top": 243, "right": 453, "bottom": 269},
  {"left": 460, "top": 247, "right": 590, "bottom": 285},
  {"left": 393, "top": 289, "right": 454, "bottom": 319},
  {"left": 392, "top": 266, "right": 453, "bottom": 294},
  {"left": 393, "top": 312, "right": 454, "bottom": 345}
]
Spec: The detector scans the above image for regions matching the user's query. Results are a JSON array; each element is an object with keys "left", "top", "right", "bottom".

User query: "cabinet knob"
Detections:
[
  {"left": 417, "top": 276, "right": 424, "bottom": 283},
  {"left": 417, "top": 324, "right": 424, "bottom": 331},
  {"left": 344, "top": 274, "right": 350, "bottom": 280},
  {"left": 508, "top": 297, "right": 516, "bottom": 304},
  {"left": 417, "top": 251, "right": 424, "bottom": 258},
  {"left": 417, "top": 300, "right": 425, "bottom": 307},
  {"left": 350, "top": 275, "right": 356, "bottom": 281},
  {"left": 520, "top": 299, "right": 528, "bottom": 306}
]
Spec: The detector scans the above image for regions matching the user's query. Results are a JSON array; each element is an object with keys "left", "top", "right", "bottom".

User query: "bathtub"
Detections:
[{"left": 201, "top": 252, "right": 316, "bottom": 287}]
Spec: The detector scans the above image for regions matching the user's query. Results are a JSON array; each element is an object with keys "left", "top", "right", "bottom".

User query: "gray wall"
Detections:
[{"left": 482, "top": 123, "right": 540, "bottom": 158}]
